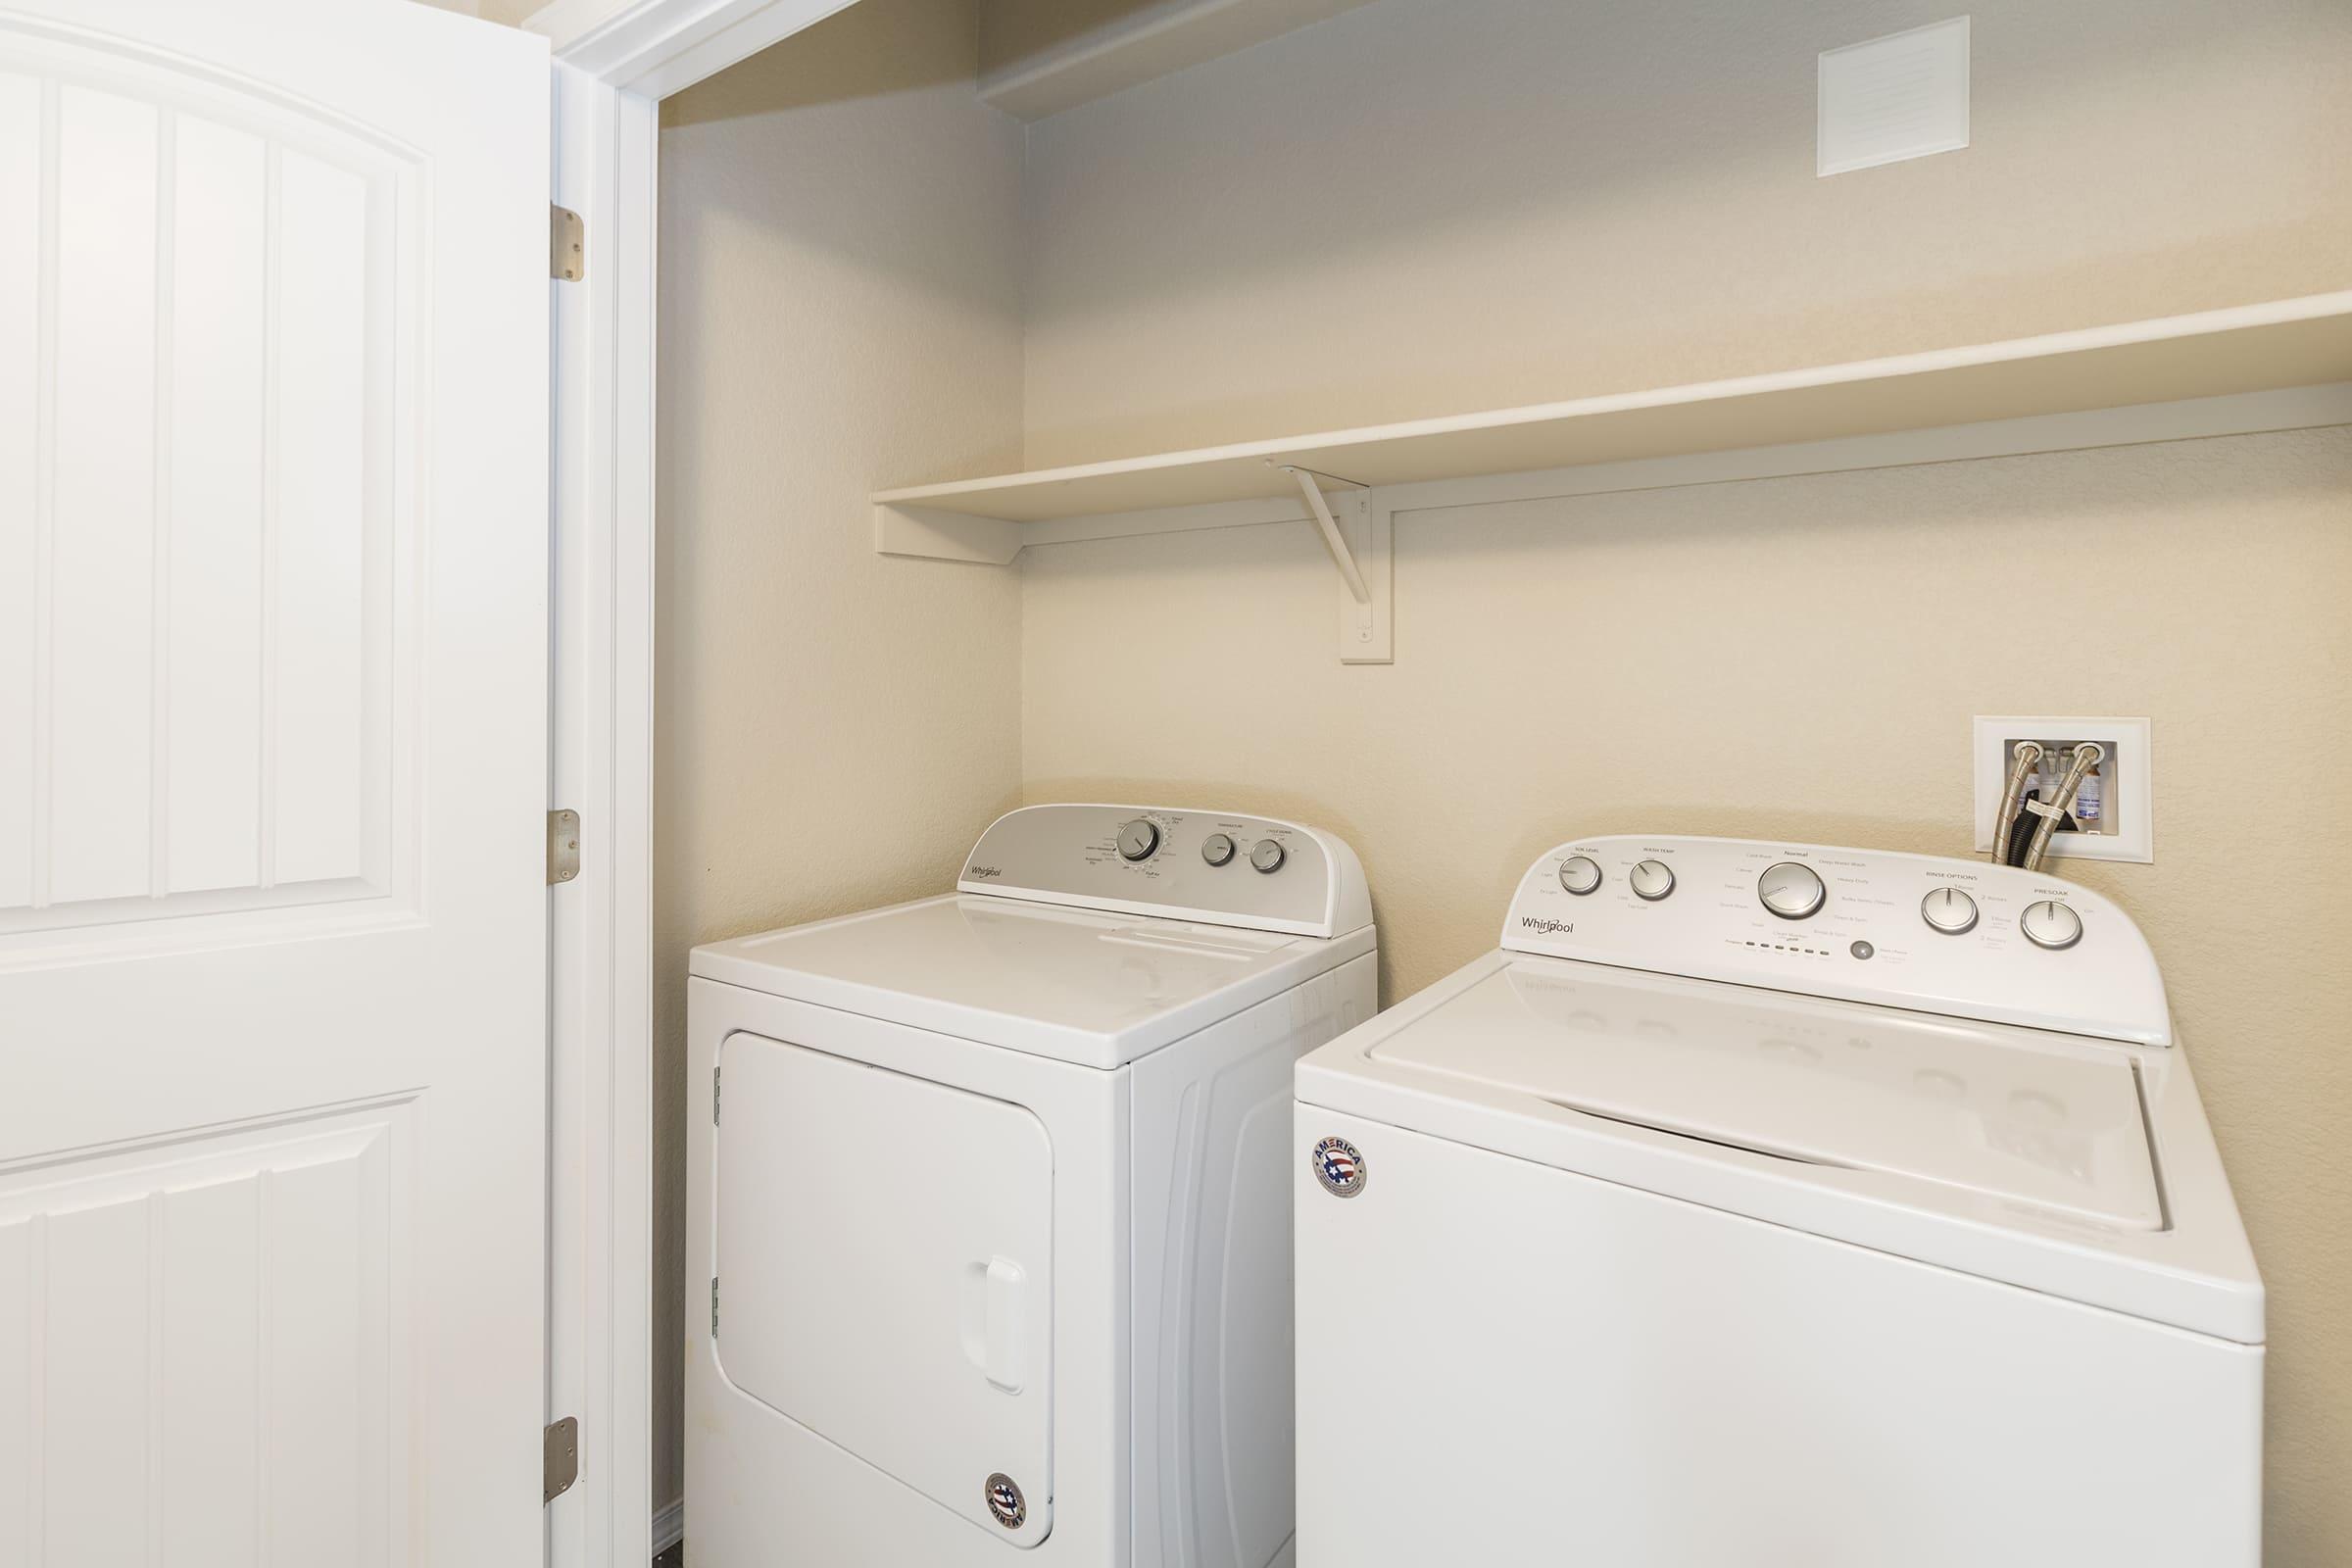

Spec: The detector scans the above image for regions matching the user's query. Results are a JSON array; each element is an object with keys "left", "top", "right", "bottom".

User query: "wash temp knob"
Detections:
[
  {"left": 1629, "top": 859, "right": 1676, "bottom": 902},
  {"left": 1117, "top": 818, "right": 1161, "bottom": 861},
  {"left": 1757, "top": 862, "right": 1826, "bottom": 920}
]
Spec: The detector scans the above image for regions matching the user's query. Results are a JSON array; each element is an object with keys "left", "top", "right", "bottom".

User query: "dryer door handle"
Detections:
[
  {"left": 984, "top": 1255, "right": 1026, "bottom": 1394},
  {"left": 961, "top": 1255, "right": 1027, "bottom": 1394}
]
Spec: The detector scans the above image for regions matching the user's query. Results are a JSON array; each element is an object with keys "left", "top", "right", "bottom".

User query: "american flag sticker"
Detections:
[{"left": 1312, "top": 1136, "right": 1367, "bottom": 1198}]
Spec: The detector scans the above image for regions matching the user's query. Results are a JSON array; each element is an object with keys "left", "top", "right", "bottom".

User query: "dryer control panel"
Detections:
[
  {"left": 1503, "top": 835, "right": 2170, "bottom": 1046},
  {"left": 958, "top": 804, "right": 1372, "bottom": 939}
]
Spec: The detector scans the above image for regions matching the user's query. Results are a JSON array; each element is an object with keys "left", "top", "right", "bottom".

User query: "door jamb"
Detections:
[{"left": 537, "top": 3, "right": 857, "bottom": 1565}]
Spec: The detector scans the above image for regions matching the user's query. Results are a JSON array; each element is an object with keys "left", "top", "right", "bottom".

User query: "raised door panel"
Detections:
[
  {"left": 0, "top": 32, "right": 413, "bottom": 954},
  {"left": 0, "top": 1101, "right": 409, "bottom": 1568}
]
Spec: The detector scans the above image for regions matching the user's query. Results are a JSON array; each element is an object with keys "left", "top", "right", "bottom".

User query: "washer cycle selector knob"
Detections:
[
  {"left": 1920, "top": 886, "right": 1979, "bottom": 935},
  {"left": 1629, "top": 859, "right": 1675, "bottom": 901},
  {"left": 2021, "top": 900, "right": 2083, "bottom": 951},
  {"left": 1250, "top": 838, "right": 1287, "bottom": 873},
  {"left": 1557, "top": 856, "right": 1603, "bottom": 895},
  {"left": 1756, "top": 861, "right": 1826, "bottom": 920},
  {"left": 1200, "top": 832, "right": 1236, "bottom": 867},
  {"left": 1116, "top": 818, "right": 1160, "bottom": 861}
]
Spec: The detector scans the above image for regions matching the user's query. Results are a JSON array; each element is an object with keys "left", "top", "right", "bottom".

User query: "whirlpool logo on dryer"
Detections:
[
  {"left": 966, "top": 864, "right": 1004, "bottom": 880},
  {"left": 1519, "top": 916, "right": 1575, "bottom": 936}
]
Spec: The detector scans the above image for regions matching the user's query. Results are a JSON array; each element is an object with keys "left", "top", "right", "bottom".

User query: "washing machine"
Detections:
[
  {"left": 1294, "top": 834, "right": 2262, "bottom": 1568},
  {"left": 688, "top": 804, "right": 1376, "bottom": 1567}
]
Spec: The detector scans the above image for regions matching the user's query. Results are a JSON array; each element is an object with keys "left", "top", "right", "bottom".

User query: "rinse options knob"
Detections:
[
  {"left": 1757, "top": 861, "right": 1827, "bottom": 920},
  {"left": 1557, "top": 856, "right": 1603, "bottom": 896},
  {"left": 1629, "top": 859, "right": 1676, "bottom": 901},
  {"left": 2021, "top": 900, "right": 2083, "bottom": 951},
  {"left": 1116, "top": 818, "right": 1160, "bottom": 861},
  {"left": 1920, "top": 886, "right": 1979, "bottom": 935},
  {"left": 1250, "top": 838, "right": 1287, "bottom": 874}
]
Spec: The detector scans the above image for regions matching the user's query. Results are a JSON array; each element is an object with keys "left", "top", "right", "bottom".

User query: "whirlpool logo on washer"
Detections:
[
  {"left": 1519, "top": 916, "right": 1575, "bottom": 936},
  {"left": 966, "top": 863, "right": 1004, "bottom": 880},
  {"left": 1311, "top": 1136, "right": 1368, "bottom": 1198}
]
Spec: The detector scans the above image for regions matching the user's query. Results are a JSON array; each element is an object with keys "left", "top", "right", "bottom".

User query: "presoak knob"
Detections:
[
  {"left": 1250, "top": 838, "right": 1287, "bottom": 873},
  {"left": 1557, "top": 855, "right": 1603, "bottom": 896},
  {"left": 1629, "top": 858, "right": 1675, "bottom": 902},
  {"left": 1920, "top": 886, "right": 1979, "bottom": 935},
  {"left": 1117, "top": 818, "right": 1160, "bottom": 861},
  {"left": 1757, "top": 861, "right": 1826, "bottom": 920},
  {"left": 2021, "top": 900, "right": 2083, "bottom": 951}
]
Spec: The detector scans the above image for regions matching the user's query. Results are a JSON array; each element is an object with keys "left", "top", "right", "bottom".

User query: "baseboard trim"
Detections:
[{"left": 652, "top": 1498, "right": 684, "bottom": 1555}]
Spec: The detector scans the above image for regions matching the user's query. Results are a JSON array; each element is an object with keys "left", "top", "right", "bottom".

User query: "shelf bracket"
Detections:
[{"left": 1279, "top": 466, "right": 1392, "bottom": 663}]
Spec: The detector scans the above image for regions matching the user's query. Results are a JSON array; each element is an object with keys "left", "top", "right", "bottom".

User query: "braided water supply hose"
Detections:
[
  {"left": 1990, "top": 741, "right": 2043, "bottom": 866},
  {"left": 2022, "top": 743, "right": 2106, "bottom": 872}
]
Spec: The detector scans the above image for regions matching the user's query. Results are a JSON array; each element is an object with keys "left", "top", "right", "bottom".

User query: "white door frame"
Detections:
[{"left": 535, "top": 2, "right": 857, "bottom": 1563}]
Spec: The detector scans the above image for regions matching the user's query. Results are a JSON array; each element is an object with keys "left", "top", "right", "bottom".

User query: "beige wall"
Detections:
[
  {"left": 1020, "top": 0, "right": 2352, "bottom": 467},
  {"left": 654, "top": 0, "right": 1025, "bottom": 1509},
  {"left": 1014, "top": 1, "right": 2352, "bottom": 1559}
]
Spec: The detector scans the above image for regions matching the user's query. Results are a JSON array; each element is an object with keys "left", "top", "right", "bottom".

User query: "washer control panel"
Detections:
[
  {"left": 1501, "top": 835, "right": 2169, "bottom": 1045},
  {"left": 958, "top": 805, "right": 1372, "bottom": 938}
]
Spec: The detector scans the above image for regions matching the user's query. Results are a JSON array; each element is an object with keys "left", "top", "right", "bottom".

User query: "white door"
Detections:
[{"left": 0, "top": 1, "right": 550, "bottom": 1562}]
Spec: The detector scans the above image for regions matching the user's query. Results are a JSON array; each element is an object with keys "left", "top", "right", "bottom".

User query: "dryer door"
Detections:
[{"left": 716, "top": 1032, "right": 1054, "bottom": 1545}]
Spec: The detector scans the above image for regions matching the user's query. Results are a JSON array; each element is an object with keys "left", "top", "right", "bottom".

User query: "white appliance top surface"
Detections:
[
  {"left": 1298, "top": 835, "right": 2262, "bottom": 1343},
  {"left": 693, "top": 893, "right": 1371, "bottom": 1068},
  {"left": 1371, "top": 958, "right": 2160, "bottom": 1228}
]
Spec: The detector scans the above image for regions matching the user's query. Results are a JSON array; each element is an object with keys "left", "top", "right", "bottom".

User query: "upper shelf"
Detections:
[{"left": 873, "top": 292, "right": 2352, "bottom": 534}]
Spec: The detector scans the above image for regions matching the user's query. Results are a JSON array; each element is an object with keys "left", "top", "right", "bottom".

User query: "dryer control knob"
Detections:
[
  {"left": 2021, "top": 900, "right": 2083, "bottom": 951},
  {"left": 1629, "top": 858, "right": 1676, "bottom": 902},
  {"left": 1201, "top": 832, "right": 1236, "bottom": 867},
  {"left": 1920, "top": 886, "right": 1979, "bottom": 935},
  {"left": 1757, "top": 861, "right": 1827, "bottom": 920},
  {"left": 1557, "top": 855, "right": 1603, "bottom": 896},
  {"left": 1250, "top": 838, "right": 1287, "bottom": 874},
  {"left": 1116, "top": 818, "right": 1160, "bottom": 861}
]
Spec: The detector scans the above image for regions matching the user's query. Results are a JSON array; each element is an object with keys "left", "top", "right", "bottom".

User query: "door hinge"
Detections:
[
  {"left": 712, "top": 1064, "right": 720, "bottom": 1125},
  {"left": 550, "top": 204, "right": 584, "bottom": 281},
  {"left": 710, "top": 1277, "right": 720, "bottom": 1338},
  {"left": 543, "top": 1416, "right": 579, "bottom": 1504},
  {"left": 547, "top": 808, "right": 581, "bottom": 885}
]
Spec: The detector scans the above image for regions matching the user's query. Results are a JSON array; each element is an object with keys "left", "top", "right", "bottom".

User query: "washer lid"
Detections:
[
  {"left": 1370, "top": 959, "right": 2161, "bottom": 1229},
  {"left": 692, "top": 894, "right": 1371, "bottom": 1069}
]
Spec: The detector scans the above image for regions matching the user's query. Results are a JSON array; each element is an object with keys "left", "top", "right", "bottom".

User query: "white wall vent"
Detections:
[{"left": 1818, "top": 17, "right": 1972, "bottom": 177}]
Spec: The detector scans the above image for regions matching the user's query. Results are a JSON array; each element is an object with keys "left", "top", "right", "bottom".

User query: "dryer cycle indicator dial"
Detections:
[
  {"left": 1557, "top": 855, "right": 1602, "bottom": 896},
  {"left": 1200, "top": 832, "right": 1236, "bottom": 867},
  {"left": 1629, "top": 859, "right": 1676, "bottom": 901},
  {"left": 1116, "top": 818, "right": 1160, "bottom": 861},
  {"left": 1757, "top": 861, "right": 1826, "bottom": 920},
  {"left": 1921, "top": 886, "right": 1979, "bottom": 935},
  {"left": 2021, "top": 900, "right": 2083, "bottom": 951},
  {"left": 1250, "top": 838, "right": 1287, "bottom": 874}
]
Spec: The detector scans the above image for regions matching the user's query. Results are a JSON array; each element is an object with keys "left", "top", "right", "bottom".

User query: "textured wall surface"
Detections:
[
  {"left": 1023, "top": 431, "right": 2352, "bottom": 1560},
  {"left": 1020, "top": 0, "right": 2352, "bottom": 467},
  {"left": 654, "top": 0, "right": 1025, "bottom": 1508}
]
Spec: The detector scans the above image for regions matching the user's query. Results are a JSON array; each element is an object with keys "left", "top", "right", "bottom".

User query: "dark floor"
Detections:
[{"left": 653, "top": 1544, "right": 682, "bottom": 1568}]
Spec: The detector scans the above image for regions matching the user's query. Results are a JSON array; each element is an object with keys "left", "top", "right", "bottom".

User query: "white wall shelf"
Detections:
[
  {"left": 878, "top": 290, "right": 2352, "bottom": 538},
  {"left": 872, "top": 292, "right": 2352, "bottom": 662}
]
